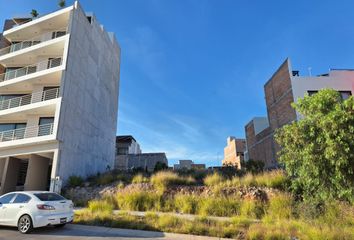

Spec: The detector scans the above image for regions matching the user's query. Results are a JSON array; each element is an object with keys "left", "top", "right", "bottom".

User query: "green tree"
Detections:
[
  {"left": 30, "top": 9, "right": 39, "bottom": 18},
  {"left": 58, "top": 0, "right": 66, "bottom": 8},
  {"left": 154, "top": 162, "right": 168, "bottom": 172},
  {"left": 275, "top": 89, "right": 354, "bottom": 203},
  {"left": 244, "top": 159, "right": 265, "bottom": 174}
]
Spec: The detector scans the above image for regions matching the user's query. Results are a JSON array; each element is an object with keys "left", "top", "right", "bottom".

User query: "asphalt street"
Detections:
[{"left": 0, "top": 224, "right": 228, "bottom": 240}]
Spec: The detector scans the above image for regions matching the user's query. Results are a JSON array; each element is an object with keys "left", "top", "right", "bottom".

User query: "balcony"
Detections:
[
  {"left": 0, "top": 58, "right": 62, "bottom": 83},
  {"left": 0, "top": 28, "right": 67, "bottom": 57},
  {"left": 0, "top": 123, "right": 54, "bottom": 143},
  {"left": 0, "top": 88, "right": 60, "bottom": 112},
  {"left": 4, "top": 6, "right": 73, "bottom": 39}
]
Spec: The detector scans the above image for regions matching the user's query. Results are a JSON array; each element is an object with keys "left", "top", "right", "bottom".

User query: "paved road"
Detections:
[{"left": 0, "top": 224, "right": 228, "bottom": 240}]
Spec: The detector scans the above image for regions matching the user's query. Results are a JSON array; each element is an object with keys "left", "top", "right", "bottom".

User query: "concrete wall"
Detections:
[
  {"left": 54, "top": 3, "right": 120, "bottom": 182},
  {"left": 24, "top": 154, "right": 49, "bottom": 191},
  {"left": 0, "top": 158, "right": 6, "bottom": 185},
  {"left": 0, "top": 157, "right": 20, "bottom": 194},
  {"left": 115, "top": 153, "right": 168, "bottom": 172},
  {"left": 291, "top": 70, "right": 354, "bottom": 114},
  {"left": 129, "top": 141, "right": 142, "bottom": 154}
]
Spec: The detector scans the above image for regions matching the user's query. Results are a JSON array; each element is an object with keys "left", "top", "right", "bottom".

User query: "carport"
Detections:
[{"left": 0, "top": 153, "right": 53, "bottom": 194}]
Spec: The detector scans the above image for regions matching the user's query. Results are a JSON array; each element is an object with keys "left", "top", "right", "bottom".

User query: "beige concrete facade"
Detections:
[{"left": 222, "top": 137, "right": 246, "bottom": 169}]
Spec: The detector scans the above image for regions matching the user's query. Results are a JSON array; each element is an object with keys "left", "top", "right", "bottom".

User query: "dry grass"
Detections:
[
  {"left": 132, "top": 174, "right": 149, "bottom": 184},
  {"left": 150, "top": 171, "right": 195, "bottom": 192},
  {"left": 74, "top": 210, "right": 246, "bottom": 239}
]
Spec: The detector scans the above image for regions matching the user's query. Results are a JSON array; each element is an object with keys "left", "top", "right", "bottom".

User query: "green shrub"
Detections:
[
  {"left": 254, "top": 170, "right": 287, "bottom": 189},
  {"left": 174, "top": 194, "right": 199, "bottom": 214},
  {"left": 240, "top": 173, "right": 257, "bottom": 187},
  {"left": 247, "top": 223, "right": 290, "bottom": 240},
  {"left": 88, "top": 200, "right": 114, "bottom": 213},
  {"left": 116, "top": 191, "right": 162, "bottom": 211},
  {"left": 224, "top": 170, "right": 287, "bottom": 190},
  {"left": 198, "top": 197, "right": 241, "bottom": 217},
  {"left": 203, "top": 172, "right": 224, "bottom": 187},
  {"left": 151, "top": 171, "right": 195, "bottom": 192},
  {"left": 154, "top": 162, "right": 168, "bottom": 172},
  {"left": 96, "top": 173, "right": 115, "bottom": 185},
  {"left": 318, "top": 201, "right": 354, "bottom": 226},
  {"left": 116, "top": 173, "right": 132, "bottom": 183},
  {"left": 132, "top": 174, "right": 149, "bottom": 184},
  {"left": 67, "top": 175, "right": 84, "bottom": 187},
  {"left": 157, "top": 215, "right": 183, "bottom": 230},
  {"left": 74, "top": 211, "right": 243, "bottom": 239},
  {"left": 240, "top": 199, "right": 265, "bottom": 219},
  {"left": 264, "top": 193, "right": 293, "bottom": 221}
]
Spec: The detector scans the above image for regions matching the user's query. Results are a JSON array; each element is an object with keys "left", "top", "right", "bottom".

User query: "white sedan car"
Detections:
[{"left": 0, "top": 191, "right": 74, "bottom": 234}]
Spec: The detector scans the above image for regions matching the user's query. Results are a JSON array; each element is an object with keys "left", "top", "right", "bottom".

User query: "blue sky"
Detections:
[{"left": 1, "top": 0, "right": 354, "bottom": 166}]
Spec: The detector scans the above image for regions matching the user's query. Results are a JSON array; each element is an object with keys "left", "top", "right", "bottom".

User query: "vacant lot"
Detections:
[{"left": 66, "top": 170, "right": 354, "bottom": 239}]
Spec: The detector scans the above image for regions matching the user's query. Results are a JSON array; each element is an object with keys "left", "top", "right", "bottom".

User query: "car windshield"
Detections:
[{"left": 34, "top": 193, "right": 66, "bottom": 201}]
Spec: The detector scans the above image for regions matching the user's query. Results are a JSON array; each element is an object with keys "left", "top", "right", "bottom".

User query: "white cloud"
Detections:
[{"left": 118, "top": 109, "right": 223, "bottom": 166}]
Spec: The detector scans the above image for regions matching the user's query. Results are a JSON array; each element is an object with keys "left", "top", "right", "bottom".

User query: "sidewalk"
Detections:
[
  {"left": 71, "top": 224, "right": 232, "bottom": 240},
  {"left": 112, "top": 209, "right": 233, "bottom": 222}
]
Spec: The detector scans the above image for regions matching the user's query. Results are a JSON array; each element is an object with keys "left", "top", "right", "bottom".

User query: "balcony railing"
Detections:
[
  {"left": 0, "top": 28, "right": 67, "bottom": 56},
  {"left": 0, "top": 58, "right": 62, "bottom": 82},
  {"left": 0, "top": 123, "right": 54, "bottom": 142},
  {"left": 0, "top": 88, "right": 60, "bottom": 111}
]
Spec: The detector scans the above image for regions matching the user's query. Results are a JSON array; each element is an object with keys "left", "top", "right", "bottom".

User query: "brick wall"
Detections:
[
  {"left": 245, "top": 120, "right": 276, "bottom": 168},
  {"left": 264, "top": 59, "right": 297, "bottom": 130},
  {"left": 245, "top": 59, "right": 297, "bottom": 168}
]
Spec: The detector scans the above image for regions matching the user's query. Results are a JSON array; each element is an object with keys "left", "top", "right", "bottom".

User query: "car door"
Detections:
[
  {"left": 4, "top": 193, "right": 31, "bottom": 226},
  {"left": 0, "top": 193, "right": 16, "bottom": 225}
]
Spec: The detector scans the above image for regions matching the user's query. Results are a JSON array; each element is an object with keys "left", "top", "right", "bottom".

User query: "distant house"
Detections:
[
  {"left": 222, "top": 137, "right": 246, "bottom": 169},
  {"left": 115, "top": 135, "right": 168, "bottom": 172},
  {"left": 173, "top": 160, "right": 206, "bottom": 170},
  {"left": 116, "top": 135, "right": 142, "bottom": 155}
]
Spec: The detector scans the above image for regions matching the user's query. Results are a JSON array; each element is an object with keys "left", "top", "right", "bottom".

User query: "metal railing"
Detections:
[
  {"left": 0, "top": 123, "right": 54, "bottom": 142},
  {"left": 0, "top": 88, "right": 60, "bottom": 111},
  {"left": 0, "top": 58, "right": 62, "bottom": 82},
  {"left": 0, "top": 28, "right": 67, "bottom": 56}
]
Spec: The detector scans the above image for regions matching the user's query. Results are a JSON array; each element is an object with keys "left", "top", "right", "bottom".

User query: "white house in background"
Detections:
[{"left": 0, "top": 1, "right": 120, "bottom": 194}]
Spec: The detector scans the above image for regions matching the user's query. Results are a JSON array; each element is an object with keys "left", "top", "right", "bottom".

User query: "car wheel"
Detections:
[
  {"left": 54, "top": 223, "right": 66, "bottom": 228},
  {"left": 18, "top": 215, "right": 33, "bottom": 234}
]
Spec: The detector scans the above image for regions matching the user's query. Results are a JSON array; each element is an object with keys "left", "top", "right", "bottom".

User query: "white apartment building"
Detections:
[{"left": 0, "top": 1, "right": 120, "bottom": 194}]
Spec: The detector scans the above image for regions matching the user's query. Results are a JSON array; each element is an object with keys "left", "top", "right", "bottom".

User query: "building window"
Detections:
[
  {"left": 339, "top": 91, "right": 352, "bottom": 100},
  {"left": 38, "top": 117, "right": 54, "bottom": 136},
  {"left": 52, "top": 31, "right": 66, "bottom": 39},
  {"left": 117, "top": 147, "right": 129, "bottom": 155},
  {"left": 307, "top": 91, "right": 318, "bottom": 96},
  {"left": 0, "top": 123, "right": 27, "bottom": 140},
  {"left": 308, "top": 90, "right": 352, "bottom": 100}
]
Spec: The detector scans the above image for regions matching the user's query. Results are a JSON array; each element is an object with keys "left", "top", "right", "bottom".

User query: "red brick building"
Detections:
[{"left": 245, "top": 58, "right": 354, "bottom": 168}]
